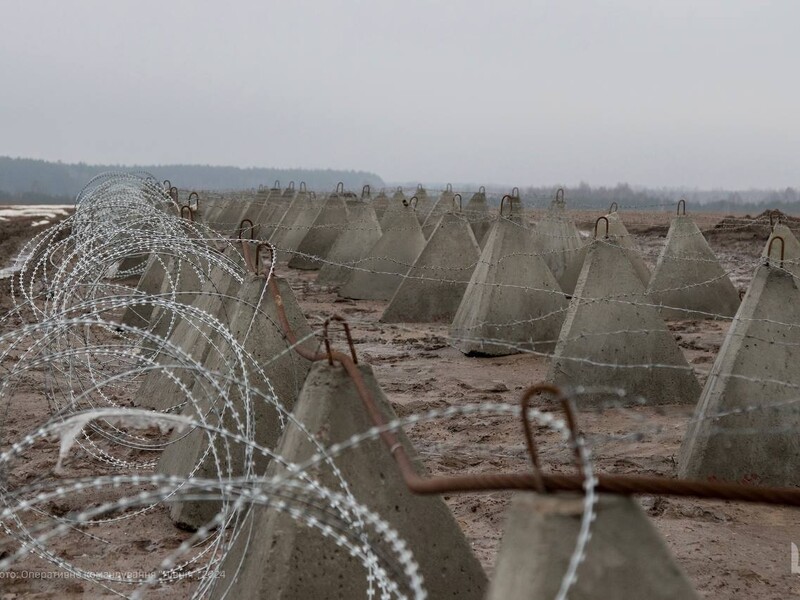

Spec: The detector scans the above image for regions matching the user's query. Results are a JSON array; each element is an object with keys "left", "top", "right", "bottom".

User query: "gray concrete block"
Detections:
[
  {"left": 679, "top": 263, "right": 800, "bottom": 485},
  {"left": 487, "top": 493, "right": 699, "bottom": 600},
  {"left": 548, "top": 238, "right": 701, "bottom": 406},
  {"left": 210, "top": 361, "right": 487, "bottom": 600}
]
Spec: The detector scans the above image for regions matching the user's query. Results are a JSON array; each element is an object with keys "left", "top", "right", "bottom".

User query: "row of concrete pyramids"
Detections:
[
  {"left": 122, "top": 236, "right": 701, "bottom": 599},
  {"left": 179, "top": 184, "right": 800, "bottom": 482}
]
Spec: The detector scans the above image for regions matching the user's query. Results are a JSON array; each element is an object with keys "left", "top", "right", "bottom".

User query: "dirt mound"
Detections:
[{"left": 709, "top": 209, "right": 800, "bottom": 238}]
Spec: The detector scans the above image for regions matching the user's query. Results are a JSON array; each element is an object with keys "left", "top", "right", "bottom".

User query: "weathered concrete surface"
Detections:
[
  {"left": 120, "top": 253, "right": 169, "bottom": 328},
  {"left": 678, "top": 263, "right": 800, "bottom": 486},
  {"left": 534, "top": 196, "right": 587, "bottom": 295},
  {"left": 137, "top": 252, "right": 210, "bottom": 353},
  {"left": 370, "top": 189, "right": 389, "bottom": 221},
  {"left": 316, "top": 201, "right": 382, "bottom": 287},
  {"left": 487, "top": 493, "right": 699, "bottom": 600},
  {"left": 158, "top": 275, "right": 314, "bottom": 529},
  {"left": 647, "top": 215, "right": 740, "bottom": 319},
  {"left": 270, "top": 190, "right": 323, "bottom": 258},
  {"left": 411, "top": 185, "right": 434, "bottom": 226},
  {"left": 762, "top": 222, "right": 800, "bottom": 278},
  {"left": 260, "top": 186, "right": 295, "bottom": 240},
  {"left": 288, "top": 193, "right": 349, "bottom": 270},
  {"left": 605, "top": 211, "right": 651, "bottom": 286},
  {"left": 134, "top": 253, "right": 244, "bottom": 412},
  {"left": 421, "top": 188, "right": 455, "bottom": 239},
  {"left": 464, "top": 189, "right": 491, "bottom": 248},
  {"left": 548, "top": 238, "right": 701, "bottom": 406},
  {"left": 378, "top": 189, "right": 409, "bottom": 231},
  {"left": 339, "top": 202, "right": 426, "bottom": 300},
  {"left": 381, "top": 211, "right": 480, "bottom": 323},
  {"left": 450, "top": 216, "right": 567, "bottom": 356},
  {"left": 210, "top": 362, "right": 487, "bottom": 600}
]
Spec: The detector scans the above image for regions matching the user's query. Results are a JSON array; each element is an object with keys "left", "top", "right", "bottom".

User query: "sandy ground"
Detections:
[{"left": 2, "top": 206, "right": 800, "bottom": 598}]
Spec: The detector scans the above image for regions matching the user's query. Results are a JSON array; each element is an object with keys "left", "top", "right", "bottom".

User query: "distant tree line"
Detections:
[
  {"left": 0, "top": 156, "right": 385, "bottom": 203},
  {"left": 519, "top": 182, "right": 800, "bottom": 215}
]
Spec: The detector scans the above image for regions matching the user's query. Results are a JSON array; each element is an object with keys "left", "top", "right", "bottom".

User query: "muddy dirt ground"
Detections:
[{"left": 1, "top": 206, "right": 799, "bottom": 599}]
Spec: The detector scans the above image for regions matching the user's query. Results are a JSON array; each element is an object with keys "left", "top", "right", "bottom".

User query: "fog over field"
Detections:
[{"left": 1, "top": 1, "right": 799, "bottom": 192}]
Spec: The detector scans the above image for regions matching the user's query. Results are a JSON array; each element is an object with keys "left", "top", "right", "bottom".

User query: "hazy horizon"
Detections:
[{"left": 2, "top": 2, "right": 798, "bottom": 189}]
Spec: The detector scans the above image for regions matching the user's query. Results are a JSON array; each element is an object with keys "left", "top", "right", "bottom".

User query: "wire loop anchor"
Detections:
[
  {"left": 323, "top": 315, "right": 358, "bottom": 366},
  {"left": 594, "top": 216, "right": 610, "bottom": 238},
  {"left": 767, "top": 235, "right": 785, "bottom": 267},
  {"left": 500, "top": 194, "right": 514, "bottom": 216}
]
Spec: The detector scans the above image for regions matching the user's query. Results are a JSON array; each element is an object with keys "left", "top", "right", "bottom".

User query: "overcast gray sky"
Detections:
[{"left": 1, "top": 1, "right": 798, "bottom": 188}]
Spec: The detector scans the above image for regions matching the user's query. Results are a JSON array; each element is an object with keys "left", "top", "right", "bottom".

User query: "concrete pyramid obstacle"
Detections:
[
  {"left": 157, "top": 273, "right": 314, "bottom": 528},
  {"left": 378, "top": 187, "right": 408, "bottom": 231},
  {"left": 605, "top": 206, "right": 651, "bottom": 286},
  {"left": 259, "top": 181, "right": 296, "bottom": 239},
  {"left": 411, "top": 183, "right": 434, "bottom": 225},
  {"left": 450, "top": 195, "right": 568, "bottom": 355},
  {"left": 678, "top": 259, "right": 800, "bottom": 486},
  {"left": 209, "top": 361, "right": 487, "bottom": 600},
  {"left": 339, "top": 199, "right": 426, "bottom": 300},
  {"left": 135, "top": 251, "right": 211, "bottom": 353},
  {"left": 533, "top": 188, "right": 587, "bottom": 295},
  {"left": 370, "top": 188, "right": 389, "bottom": 221},
  {"left": 316, "top": 192, "right": 383, "bottom": 287},
  {"left": 762, "top": 215, "right": 800, "bottom": 278},
  {"left": 487, "top": 493, "right": 699, "bottom": 600},
  {"left": 135, "top": 250, "right": 244, "bottom": 412},
  {"left": 120, "top": 252, "right": 170, "bottom": 329},
  {"left": 270, "top": 184, "right": 322, "bottom": 257},
  {"left": 548, "top": 230, "right": 701, "bottom": 406},
  {"left": 464, "top": 185, "right": 491, "bottom": 247},
  {"left": 253, "top": 182, "right": 291, "bottom": 240},
  {"left": 647, "top": 202, "right": 740, "bottom": 319},
  {"left": 288, "top": 184, "right": 349, "bottom": 270},
  {"left": 381, "top": 210, "right": 480, "bottom": 323},
  {"left": 421, "top": 184, "right": 456, "bottom": 239}
]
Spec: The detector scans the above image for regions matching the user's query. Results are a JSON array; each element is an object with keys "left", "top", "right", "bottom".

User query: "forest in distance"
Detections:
[{"left": 2, "top": 155, "right": 800, "bottom": 215}]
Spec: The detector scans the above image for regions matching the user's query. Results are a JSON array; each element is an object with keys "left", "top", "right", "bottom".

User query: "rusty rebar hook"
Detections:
[
  {"left": 446, "top": 183, "right": 453, "bottom": 193},
  {"left": 238, "top": 218, "right": 255, "bottom": 241},
  {"left": 608, "top": 201, "right": 618, "bottom": 213},
  {"left": 362, "top": 184, "right": 371, "bottom": 199},
  {"left": 273, "top": 179, "right": 281, "bottom": 190},
  {"left": 511, "top": 186, "right": 520, "bottom": 198},
  {"left": 288, "top": 181, "right": 295, "bottom": 191},
  {"left": 479, "top": 185, "right": 486, "bottom": 194},
  {"left": 767, "top": 235, "right": 785, "bottom": 267},
  {"left": 163, "top": 179, "right": 172, "bottom": 190},
  {"left": 556, "top": 188, "right": 565, "bottom": 203},
  {"left": 519, "top": 383, "right": 585, "bottom": 490},
  {"left": 336, "top": 181, "right": 345, "bottom": 194},
  {"left": 677, "top": 199, "right": 686, "bottom": 216},
  {"left": 255, "top": 242, "right": 275, "bottom": 275},
  {"left": 403, "top": 196, "right": 419, "bottom": 209},
  {"left": 594, "top": 216, "right": 610, "bottom": 238},
  {"left": 417, "top": 183, "right": 424, "bottom": 192},
  {"left": 323, "top": 315, "right": 358, "bottom": 366},
  {"left": 500, "top": 194, "right": 514, "bottom": 217},
  {"left": 169, "top": 186, "right": 179, "bottom": 204},
  {"left": 187, "top": 191, "right": 200, "bottom": 212},
  {"left": 179, "top": 204, "right": 194, "bottom": 221},
  {"left": 770, "top": 210, "right": 782, "bottom": 231},
  {"left": 300, "top": 181, "right": 307, "bottom": 193},
  {"left": 453, "top": 193, "right": 462, "bottom": 212}
]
